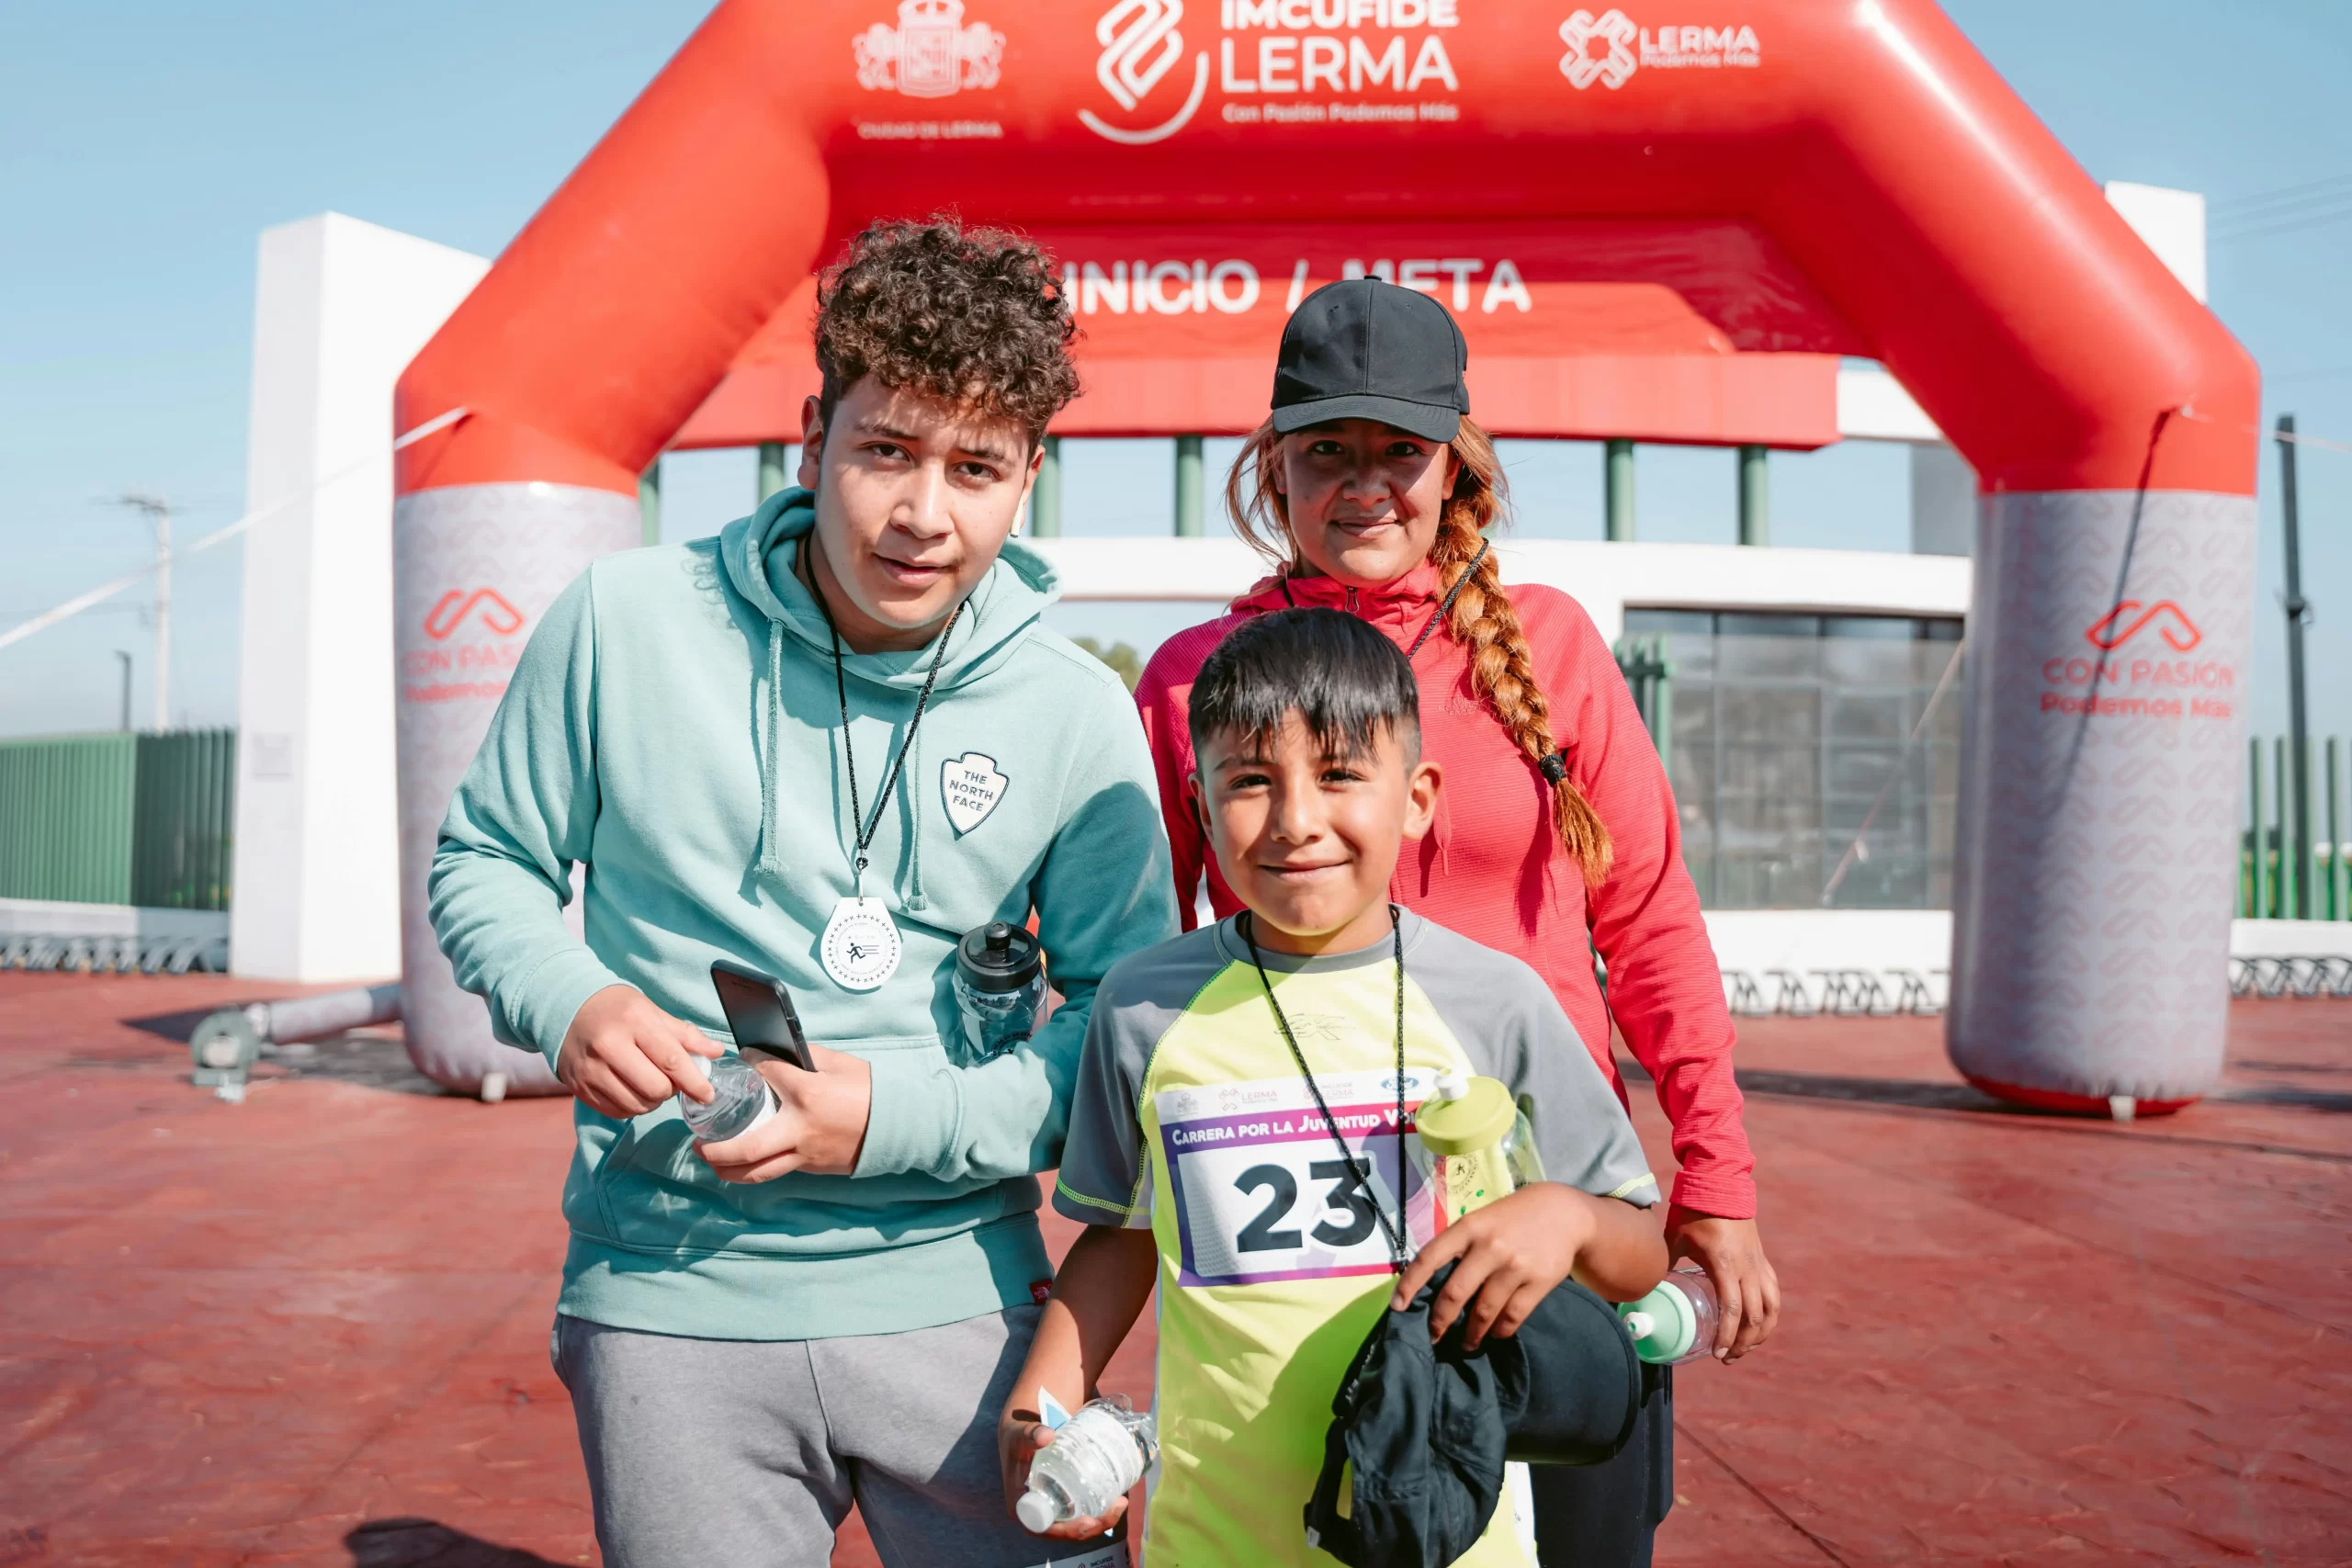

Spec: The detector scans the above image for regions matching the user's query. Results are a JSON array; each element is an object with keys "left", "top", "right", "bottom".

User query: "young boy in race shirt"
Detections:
[{"left": 1001, "top": 608, "right": 1668, "bottom": 1565}]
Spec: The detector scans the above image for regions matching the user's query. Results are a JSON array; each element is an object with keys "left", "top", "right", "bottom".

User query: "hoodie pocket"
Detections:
[
  {"left": 584, "top": 1114, "right": 703, "bottom": 1249},
  {"left": 585, "top": 1034, "right": 998, "bottom": 1256}
]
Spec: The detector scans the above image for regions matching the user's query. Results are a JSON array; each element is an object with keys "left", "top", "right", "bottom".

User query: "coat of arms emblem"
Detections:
[{"left": 854, "top": 0, "right": 1006, "bottom": 98}]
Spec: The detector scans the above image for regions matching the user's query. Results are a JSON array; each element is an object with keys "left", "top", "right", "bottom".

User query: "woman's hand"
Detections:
[
  {"left": 998, "top": 1409, "right": 1128, "bottom": 1541},
  {"left": 1664, "top": 1209, "right": 1781, "bottom": 1360}
]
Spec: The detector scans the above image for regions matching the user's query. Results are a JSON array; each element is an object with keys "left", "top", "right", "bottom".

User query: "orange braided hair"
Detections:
[{"left": 1226, "top": 416, "right": 1614, "bottom": 886}]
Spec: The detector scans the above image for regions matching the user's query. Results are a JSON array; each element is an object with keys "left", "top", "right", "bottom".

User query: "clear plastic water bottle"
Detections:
[
  {"left": 953, "top": 922, "right": 1046, "bottom": 1066},
  {"left": 678, "top": 1053, "right": 777, "bottom": 1144},
  {"left": 1408, "top": 1071, "right": 1545, "bottom": 1224},
  {"left": 1015, "top": 1395, "right": 1157, "bottom": 1534},
  {"left": 1617, "top": 1263, "right": 1721, "bottom": 1365}
]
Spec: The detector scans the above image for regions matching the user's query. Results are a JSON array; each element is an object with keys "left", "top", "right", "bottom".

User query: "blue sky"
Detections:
[{"left": 3, "top": 0, "right": 2346, "bottom": 748}]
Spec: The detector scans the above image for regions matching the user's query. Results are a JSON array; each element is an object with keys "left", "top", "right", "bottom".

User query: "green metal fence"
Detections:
[
  {"left": 0, "top": 729, "right": 236, "bottom": 909},
  {"left": 132, "top": 730, "right": 237, "bottom": 910},
  {"left": 0, "top": 733, "right": 138, "bottom": 903},
  {"left": 2243, "top": 733, "right": 2348, "bottom": 920}
]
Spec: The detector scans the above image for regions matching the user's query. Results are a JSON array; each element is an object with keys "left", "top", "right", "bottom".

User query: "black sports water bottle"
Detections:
[{"left": 952, "top": 922, "right": 1046, "bottom": 1065}]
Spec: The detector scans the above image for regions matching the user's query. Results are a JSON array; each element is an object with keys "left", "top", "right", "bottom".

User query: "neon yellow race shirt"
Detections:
[{"left": 1055, "top": 912, "right": 1658, "bottom": 1566}]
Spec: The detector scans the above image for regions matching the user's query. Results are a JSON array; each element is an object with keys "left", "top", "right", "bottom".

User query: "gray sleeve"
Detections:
[
  {"left": 1415, "top": 926, "right": 1661, "bottom": 1208},
  {"left": 1052, "top": 930, "right": 1222, "bottom": 1230}
]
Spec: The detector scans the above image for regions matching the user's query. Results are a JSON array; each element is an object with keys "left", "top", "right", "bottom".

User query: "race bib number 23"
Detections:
[{"left": 1156, "top": 1073, "right": 1435, "bottom": 1287}]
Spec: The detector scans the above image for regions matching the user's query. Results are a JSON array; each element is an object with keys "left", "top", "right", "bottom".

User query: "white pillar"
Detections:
[
  {"left": 2103, "top": 182, "right": 2208, "bottom": 304},
  {"left": 1910, "top": 443, "right": 1975, "bottom": 558},
  {"left": 231, "top": 213, "right": 488, "bottom": 981}
]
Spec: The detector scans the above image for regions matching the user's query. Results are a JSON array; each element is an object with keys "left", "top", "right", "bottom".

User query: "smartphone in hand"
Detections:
[{"left": 710, "top": 961, "right": 816, "bottom": 1072}]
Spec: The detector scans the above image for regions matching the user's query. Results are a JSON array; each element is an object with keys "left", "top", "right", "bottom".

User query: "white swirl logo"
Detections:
[
  {"left": 1080, "top": 0, "right": 1209, "bottom": 145},
  {"left": 1559, "top": 8, "right": 1639, "bottom": 90}
]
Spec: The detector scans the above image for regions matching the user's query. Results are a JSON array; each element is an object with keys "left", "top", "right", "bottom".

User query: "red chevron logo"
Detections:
[
  {"left": 424, "top": 588, "right": 525, "bottom": 641},
  {"left": 2084, "top": 600, "right": 2200, "bottom": 652}
]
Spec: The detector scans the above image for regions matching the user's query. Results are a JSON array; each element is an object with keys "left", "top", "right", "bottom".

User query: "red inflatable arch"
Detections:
[{"left": 391, "top": 0, "right": 2258, "bottom": 1111}]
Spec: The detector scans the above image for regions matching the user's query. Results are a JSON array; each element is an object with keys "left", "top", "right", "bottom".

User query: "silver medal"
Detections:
[
  {"left": 820, "top": 896, "right": 902, "bottom": 990},
  {"left": 809, "top": 586, "right": 962, "bottom": 994}
]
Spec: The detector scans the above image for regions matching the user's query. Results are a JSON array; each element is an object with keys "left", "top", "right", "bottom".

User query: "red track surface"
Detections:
[{"left": 2, "top": 972, "right": 2345, "bottom": 1566}]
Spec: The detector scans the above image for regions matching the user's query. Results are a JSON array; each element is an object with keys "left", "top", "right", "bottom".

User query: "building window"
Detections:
[{"left": 1622, "top": 610, "right": 1964, "bottom": 910}]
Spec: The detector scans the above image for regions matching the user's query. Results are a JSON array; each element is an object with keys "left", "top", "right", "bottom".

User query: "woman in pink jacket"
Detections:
[{"left": 1135, "top": 279, "right": 1781, "bottom": 1565}]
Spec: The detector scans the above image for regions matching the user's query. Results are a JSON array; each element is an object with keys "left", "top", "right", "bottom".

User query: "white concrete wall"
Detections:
[
  {"left": 1704, "top": 908, "right": 1954, "bottom": 1009},
  {"left": 0, "top": 897, "right": 229, "bottom": 942},
  {"left": 231, "top": 214, "right": 489, "bottom": 981},
  {"left": 1702, "top": 908, "right": 1952, "bottom": 977},
  {"left": 1033, "top": 535, "right": 1973, "bottom": 648},
  {"left": 1836, "top": 366, "right": 1939, "bottom": 443},
  {"left": 2230, "top": 919, "right": 2352, "bottom": 960},
  {"left": 2104, "top": 182, "right": 2208, "bottom": 303},
  {"left": 1909, "top": 443, "right": 1976, "bottom": 558}
]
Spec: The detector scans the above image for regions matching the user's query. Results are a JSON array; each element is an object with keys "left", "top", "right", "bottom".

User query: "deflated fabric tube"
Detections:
[
  {"left": 264, "top": 983, "right": 402, "bottom": 1045},
  {"left": 1948, "top": 490, "right": 2257, "bottom": 1111},
  {"left": 392, "top": 482, "right": 642, "bottom": 1095}
]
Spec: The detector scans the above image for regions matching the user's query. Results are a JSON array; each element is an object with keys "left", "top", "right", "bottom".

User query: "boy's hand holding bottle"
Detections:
[
  {"left": 1387, "top": 1181, "right": 1660, "bottom": 1351},
  {"left": 1393, "top": 1071, "right": 1666, "bottom": 1349}
]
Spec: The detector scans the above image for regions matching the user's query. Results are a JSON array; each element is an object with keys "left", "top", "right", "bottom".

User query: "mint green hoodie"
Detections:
[{"left": 429, "top": 490, "right": 1176, "bottom": 1340}]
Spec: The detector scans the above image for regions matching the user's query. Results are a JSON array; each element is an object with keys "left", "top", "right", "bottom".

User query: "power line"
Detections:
[
  {"left": 2209, "top": 170, "right": 2352, "bottom": 243},
  {"left": 0, "top": 408, "right": 469, "bottom": 658},
  {"left": 2213, "top": 206, "right": 2352, "bottom": 244},
  {"left": 2209, "top": 171, "right": 2352, "bottom": 219}
]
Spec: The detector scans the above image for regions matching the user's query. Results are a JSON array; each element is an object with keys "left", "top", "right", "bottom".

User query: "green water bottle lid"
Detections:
[
  {"left": 1413, "top": 1076, "right": 1515, "bottom": 1156},
  {"left": 1618, "top": 1275, "right": 1701, "bottom": 1363}
]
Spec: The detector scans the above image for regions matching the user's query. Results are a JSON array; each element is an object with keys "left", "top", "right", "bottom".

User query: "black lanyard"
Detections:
[
  {"left": 1406, "top": 537, "right": 1487, "bottom": 659},
  {"left": 1385, "top": 538, "right": 1574, "bottom": 786},
  {"left": 1239, "top": 906, "right": 1411, "bottom": 1271},
  {"left": 808, "top": 566, "right": 962, "bottom": 893},
  {"left": 1281, "top": 537, "right": 1488, "bottom": 663}
]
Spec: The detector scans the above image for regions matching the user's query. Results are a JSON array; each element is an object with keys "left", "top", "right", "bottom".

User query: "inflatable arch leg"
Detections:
[
  {"left": 393, "top": 483, "right": 641, "bottom": 1095},
  {"left": 1948, "top": 490, "right": 2257, "bottom": 1111}
]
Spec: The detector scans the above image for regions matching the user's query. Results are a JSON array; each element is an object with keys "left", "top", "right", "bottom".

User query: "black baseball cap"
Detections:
[
  {"left": 1303, "top": 1264, "right": 1643, "bottom": 1567},
  {"left": 1272, "top": 278, "right": 1469, "bottom": 444}
]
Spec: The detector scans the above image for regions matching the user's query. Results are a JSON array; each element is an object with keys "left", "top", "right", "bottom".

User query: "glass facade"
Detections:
[{"left": 1623, "top": 610, "right": 1965, "bottom": 910}]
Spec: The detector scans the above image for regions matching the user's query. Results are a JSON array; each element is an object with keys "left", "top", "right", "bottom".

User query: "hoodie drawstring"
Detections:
[
  {"left": 903, "top": 723, "right": 929, "bottom": 913},
  {"left": 757, "top": 619, "right": 786, "bottom": 879}
]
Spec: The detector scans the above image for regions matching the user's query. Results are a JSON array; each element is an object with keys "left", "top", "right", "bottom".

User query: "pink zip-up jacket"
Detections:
[{"left": 1135, "top": 564, "right": 1756, "bottom": 1218}]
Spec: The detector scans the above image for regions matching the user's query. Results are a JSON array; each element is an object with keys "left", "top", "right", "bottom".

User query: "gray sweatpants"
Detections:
[{"left": 552, "top": 1306, "right": 1125, "bottom": 1568}]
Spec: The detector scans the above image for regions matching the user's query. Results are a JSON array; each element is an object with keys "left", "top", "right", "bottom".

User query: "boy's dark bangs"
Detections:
[
  {"left": 1189, "top": 608, "right": 1421, "bottom": 762},
  {"left": 1200, "top": 683, "right": 1399, "bottom": 763}
]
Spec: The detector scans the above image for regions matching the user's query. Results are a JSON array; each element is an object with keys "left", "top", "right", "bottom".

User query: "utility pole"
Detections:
[
  {"left": 2278, "top": 415, "right": 2312, "bottom": 918},
  {"left": 115, "top": 651, "right": 132, "bottom": 732},
  {"left": 119, "top": 492, "right": 172, "bottom": 729}
]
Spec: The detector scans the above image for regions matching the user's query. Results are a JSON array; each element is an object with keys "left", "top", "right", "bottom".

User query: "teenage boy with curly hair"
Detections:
[{"left": 430, "top": 218, "right": 1175, "bottom": 1567}]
